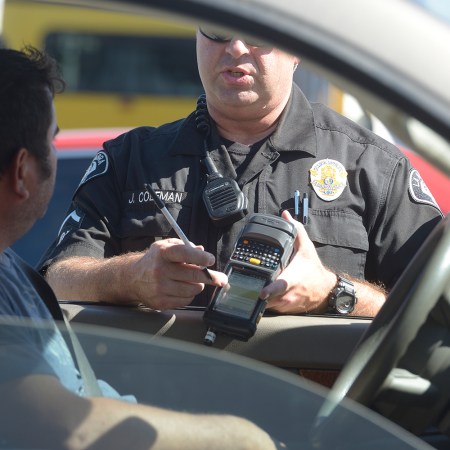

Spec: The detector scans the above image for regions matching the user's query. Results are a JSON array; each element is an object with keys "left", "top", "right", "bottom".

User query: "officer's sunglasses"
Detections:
[{"left": 199, "top": 27, "right": 266, "bottom": 47}]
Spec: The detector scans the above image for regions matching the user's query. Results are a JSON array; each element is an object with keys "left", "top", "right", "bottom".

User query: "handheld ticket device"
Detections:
[{"left": 203, "top": 213, "right": 297, "bottom": 345}]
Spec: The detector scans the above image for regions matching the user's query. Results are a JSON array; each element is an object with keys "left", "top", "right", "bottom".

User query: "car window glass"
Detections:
[{"left": 0, "top": 317, "right": 432, "bottom": 450}]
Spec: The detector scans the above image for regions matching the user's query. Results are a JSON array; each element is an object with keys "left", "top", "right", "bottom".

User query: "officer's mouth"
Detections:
[{"left": 228, "top": 70, "right": 245, "bottom": 78}]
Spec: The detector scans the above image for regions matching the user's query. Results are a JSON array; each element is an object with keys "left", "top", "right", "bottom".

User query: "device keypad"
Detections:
[{"left": 231, "top": 239, "right": 281, "bottom": 270}]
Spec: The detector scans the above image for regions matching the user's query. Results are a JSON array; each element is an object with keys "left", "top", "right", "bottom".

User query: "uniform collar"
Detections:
[
  {"left": 169, "top": 113, "right": 205, "bottom": 157},
  {"left": 267, "top": 83, "right": 317, "bottom": 157},
  {"left": 169, "top": 83, "right": 317, "bottom": 157}
]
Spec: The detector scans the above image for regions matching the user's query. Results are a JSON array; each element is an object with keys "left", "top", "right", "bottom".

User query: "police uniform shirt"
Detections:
[{"left": 38, "top": 84, "right": 443, "bottom": 306}]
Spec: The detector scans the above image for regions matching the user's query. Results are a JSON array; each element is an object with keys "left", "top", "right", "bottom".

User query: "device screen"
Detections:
[{"left": 213, "top": 269, "right": 267, "bottom": 319}]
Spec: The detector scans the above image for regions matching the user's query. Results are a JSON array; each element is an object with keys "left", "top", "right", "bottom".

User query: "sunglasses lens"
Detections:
[
  {"left": 200, "top": 28, "right": 232, "bottom": 43},
  {"left": 199, "top": 27, "right": 265, "bottom": 47}
]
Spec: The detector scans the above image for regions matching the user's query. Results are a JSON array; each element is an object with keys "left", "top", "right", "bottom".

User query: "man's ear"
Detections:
[{"left": 11, "top": 148, "right": 32, "bottom": 200}]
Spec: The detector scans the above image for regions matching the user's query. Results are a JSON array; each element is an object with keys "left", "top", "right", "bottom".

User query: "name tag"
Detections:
[{"left": 124, "top": 189, "right": 187, "bottom": 210}]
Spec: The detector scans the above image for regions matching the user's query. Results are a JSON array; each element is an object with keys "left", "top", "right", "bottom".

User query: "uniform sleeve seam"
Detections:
[{"left": 314, "top": 123, "right": 404, "bottom": 159}]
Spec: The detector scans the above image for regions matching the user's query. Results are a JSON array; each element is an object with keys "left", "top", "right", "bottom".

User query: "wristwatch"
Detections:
[{"left": 328, "top": 276, "right": 357, "bottom": 315}]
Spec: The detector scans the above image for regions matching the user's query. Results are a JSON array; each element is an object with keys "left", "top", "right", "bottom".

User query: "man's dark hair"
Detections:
[{"left": 0, "top": 45, "right": 65, "bottom": 177}]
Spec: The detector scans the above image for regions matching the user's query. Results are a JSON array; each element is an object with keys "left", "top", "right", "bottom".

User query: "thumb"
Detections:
[
  {"left": 281, "top": 209, "right": 295, "bottom": 223},
  {"left": 281, "top": 209, "right": 308, "bottom": 248}
]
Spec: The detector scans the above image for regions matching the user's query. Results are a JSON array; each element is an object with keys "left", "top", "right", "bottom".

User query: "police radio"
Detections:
[
  {"left": 203, "top": 213, "right": 297, "bottom": 345},
  {"left": 195, "top": 94, "right": 248, "bottom": 227}
]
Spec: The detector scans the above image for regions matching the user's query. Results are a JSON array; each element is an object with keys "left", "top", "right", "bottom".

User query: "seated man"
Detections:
[{"left": 0, "top": 46, "right": 275, "bottom": 450}]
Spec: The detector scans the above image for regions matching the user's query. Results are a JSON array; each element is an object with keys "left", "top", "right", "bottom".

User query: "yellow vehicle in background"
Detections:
[
  {"left": 2, "top": 0, "right": 341, "bottom": 129},
  {"left": 3, "top": 0, "right": 202, "bottom": 129}
]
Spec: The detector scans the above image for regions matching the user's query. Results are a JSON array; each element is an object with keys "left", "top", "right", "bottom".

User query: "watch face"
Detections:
[{"left": 335, "top": 294, "right": 355, "bottom": 314}]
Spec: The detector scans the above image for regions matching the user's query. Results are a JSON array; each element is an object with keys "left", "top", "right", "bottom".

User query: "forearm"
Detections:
[
  {"left": 309, "top": 271, "right": 387, "bottom": 317},
  {"left": 2, "top": 375, "right": 275, "bottom": 450},
  {"left": 350, "top": 278, "right": 387, "bottom": 317},
  {"left": 72, "top": 397, "right": 275, "bottom": 450},
  {"left": 45, "top": 254, "right": 141, "bottom": 304},
  {"left": 265, "top": 266, "right": 387, "bottom": 317}
]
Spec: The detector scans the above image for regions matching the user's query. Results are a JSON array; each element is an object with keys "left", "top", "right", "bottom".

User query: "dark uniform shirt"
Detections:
[{"left": 38, "top": 84, "right": 442, "bottom": 306}]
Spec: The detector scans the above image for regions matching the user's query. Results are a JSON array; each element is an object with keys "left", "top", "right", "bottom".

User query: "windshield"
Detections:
[{"left": 0, "top": 317, "right": 433, "bottom": 449}]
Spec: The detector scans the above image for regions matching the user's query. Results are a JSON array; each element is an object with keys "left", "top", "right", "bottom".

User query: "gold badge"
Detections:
[{"left": 310, "top": 159, "right": 348, "bottom": 201}]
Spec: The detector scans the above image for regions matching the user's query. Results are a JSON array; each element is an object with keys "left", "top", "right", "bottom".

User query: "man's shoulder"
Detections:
[
  {"left": 311, "top": 102, "right": 404, "bottom": 159},
  {"left": 104, "top": 116, "right": 194, "bottom": 152},
  {"left": 1, "top": 248, "right": 17, "bottom": 275},
  {"left": 1, "top": 249, "right": 33, "bottom": 287},
  {"left": 0, "top": 250, "right": 29, "bottom": 303}
]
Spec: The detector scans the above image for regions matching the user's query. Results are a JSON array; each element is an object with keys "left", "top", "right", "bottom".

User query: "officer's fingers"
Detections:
[
  {"left": 144, "top": 237, "right": 183, "bottom": 261},
  {"left": 281, "top": 210, "right": 309, "bottom": 250},
  {"left": 147, "top": 280, "right": 204, "bottom": 310},
  {"left": 189, "top": 266, "right": 227, "bottom": 287},
  {"left": 169, "top": 263, "right": 227, "bottom": 287},
  {"left": 281, "top": 209, "right": 296, "bottom": 223},
  {"left": 260, "top": 258, "right": 302, "bottom": 303},
  {"left": 145, "top": 238, "right": 215, "bottom": 267},
  {"left": 202, "top": 268, "right": 228, "bottom": 287},
  {"left": 263, "top": 289, "right": 299, "bottom": 313},
  {"left": 260, "top": 278, "right": 288, "bottom": 302},
  {"left": 156, "top": 240, "right": 216, "bottom": 267},
  {"left": 262, "top": 279, "right": 309, "bottom": 314},
  {"left": 160, "top": 280, "right": 203, "bottom": 296}
]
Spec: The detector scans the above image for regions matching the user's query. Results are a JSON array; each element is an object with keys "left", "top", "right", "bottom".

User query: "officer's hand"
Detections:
[
  {"left": 260, "top": 210, "right": 336, "bottom": 314},
  {"left": 128, "top": 238, "right": 228, "bottom": 310}
]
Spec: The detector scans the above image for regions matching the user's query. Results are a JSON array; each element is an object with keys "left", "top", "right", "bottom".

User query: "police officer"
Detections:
[{"left": 39, "top": 28, "right": 442, "bottom": 317}]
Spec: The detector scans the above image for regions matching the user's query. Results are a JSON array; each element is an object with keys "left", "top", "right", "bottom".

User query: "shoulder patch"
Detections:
[
  {"left": 409, "top": 169, "right": 440, "bottom": 209},
  {"left": 79, "top": 151, "right": 109, "bottom": 187}
]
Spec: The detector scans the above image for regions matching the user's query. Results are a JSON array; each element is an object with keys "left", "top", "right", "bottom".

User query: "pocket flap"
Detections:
[{"left": 306, "top": 210, "right": 369, "bottom": 252}]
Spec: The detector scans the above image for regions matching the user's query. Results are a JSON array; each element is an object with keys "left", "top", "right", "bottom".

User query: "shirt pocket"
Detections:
[{"left": 307, "top": 210, "right": 369, "bottom": 279}]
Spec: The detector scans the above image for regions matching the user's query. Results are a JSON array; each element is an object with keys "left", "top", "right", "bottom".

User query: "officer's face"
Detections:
[{"left": 196, "top": 28, "right": 299, "bottom": 121}]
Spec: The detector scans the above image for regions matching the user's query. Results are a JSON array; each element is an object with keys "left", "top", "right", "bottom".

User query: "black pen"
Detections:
[
  {"left": 294, "top": 190, "right": 300, "bottom": 221},
  {"left": 302, "top": 193, "right": 309, "bottom": 225},
  {"left": 144, "top": 183, "right": 213, "bottom": 280}
]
